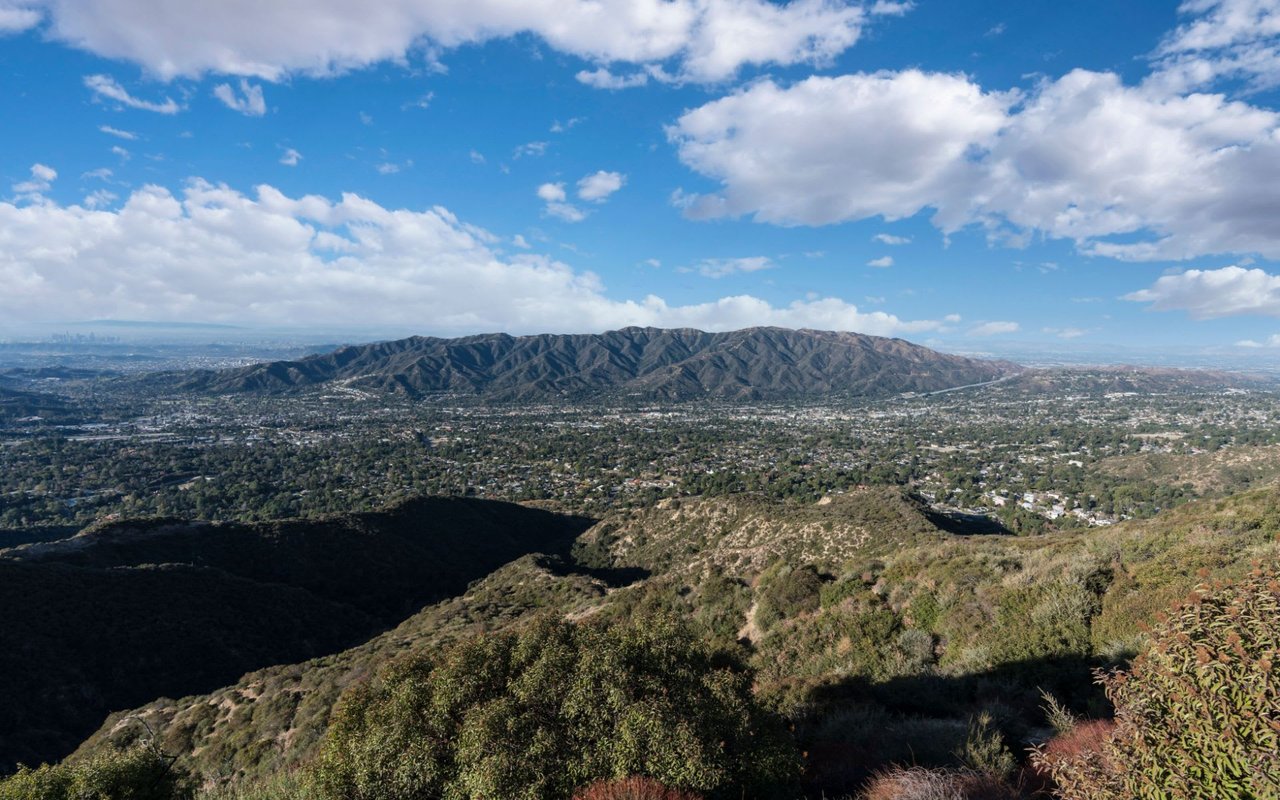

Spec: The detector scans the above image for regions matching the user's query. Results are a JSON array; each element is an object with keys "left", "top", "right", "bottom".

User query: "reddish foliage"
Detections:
[
  {"left": 1040, "top": 720, "right": 1115, "bottom": 764},
  {"left": 1024, "top": 719, "right": 1116, "bottom": 791},
  {"left": 572, "top": 776, "right": 704, "bottom": 800}
]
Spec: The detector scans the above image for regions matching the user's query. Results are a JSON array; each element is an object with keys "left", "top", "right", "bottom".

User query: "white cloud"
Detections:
[
  {"left": 537, "top": 182, "right": 585, "bottom": 221},
  {"left": 402, "top": 91, "right": 433, "bottom": 109},
  {"left": 513, "top": 141, "right": 548, "bottom": 158},
  {"left": 576, "top": 67, "right": 649, "bottom": 89},
  {"left": 1236, "top": 334, "right": 1280, "bottom": 347},
  {"left": 968, "top": 321, "right": 1020, "bottom": 336},
  {"left": 469, "top": 149, "right": 486, "bottom": 164},
  {"left": 536, "top": 182, "right": 566, "bottom": 203},
  {"left": 1124, "top": 265, "right": 1280, "bottom": 318},
  {"left": 670, "top": 65, "right": 1280, "bottom": 261},
  {"left": 545, "top": 202, "right": 586, "bottom": 222},
  {"left": 873, "top": 233, "right": 910, "bottom": 245},
  {"left": 213, "top": 79, "right": 266, "bottom": 115},
  {"left": 98, "top": 124, "right": 137, "bottom": 140},
  {"left": 692, "top": 256, "right": 773, "bottom": 278},
  {"left": 37, "top": 0, "right": 906, "bottom": 84},
  {"left": 1149, "top": 0, "right": 1280, "bottom": 93},
  {"left": 84, "top": 74, "right": 181, "bottom": 114},
  {"left": 867, "top": 255, "right": 893, "bottom": 268},
  {"left": 669, "top": 70, "right": 1012, "bottom": 225},
  {"left": 82, "top": 167, "right": 113, "bottom": 180},
  {"left": 279, "top": 148, "right": 302, "bottom": 166},
  {"left": 576, "top": 170, "right": 625, "bottom": 202},
  {"left": 83, "top": 189, "right": 117, "bottom": 209},
  {"left": 11, "top": 163, "right": 56, "bottom": 196},
  {"left": 0, "top": 4, "right": 40, "bottom": 32},
  {"left": 0, "top": 179, "right": 945, "bottom": 337},
  {"left": 512, "top": 234, "right": 531, "bottom": 248},
  {"left": 111, "top": 145, "right": 131, "bottom": 160},
  {"left": 1043, "top": 326, "right": 1088, "bottom": 339}
]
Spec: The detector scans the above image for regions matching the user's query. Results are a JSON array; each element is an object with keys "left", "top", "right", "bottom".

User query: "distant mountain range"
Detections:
[{"left": 163, "top": 326, "right": 1016, "bottom": 401}]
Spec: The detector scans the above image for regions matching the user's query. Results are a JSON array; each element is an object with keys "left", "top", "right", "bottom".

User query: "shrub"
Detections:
[
  {"left": 196, "top": 772, "right": 312, "bottom": 800},
  {"left": 0, "top": 746, "right": 194, "bottom": 800},
  {"left": 573, "top": 776, "right": 704, "bottom": 800},
  {"left": 756, "top": 564, "right": 823, "bottom": 631},
  {"left": 311, "top": 615, "right": 799, "bottom": 800},
  {"left": 860, "top": 766, "right": 1018, "bottom": 800},
  {"left": 1035, "top": 567, "right": 1280, "bottom": 799},
  {"left": 955, "top": 713, "right": 1016, "bottom": 781}
]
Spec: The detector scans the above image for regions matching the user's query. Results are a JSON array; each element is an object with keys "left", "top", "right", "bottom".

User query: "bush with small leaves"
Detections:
[
  {"left": 0, "top": 746, "right": 194, "bottom": 800},
  {"left": 1035, "top": 567, "right": 1280, "bottom": 799},
  {"left": 311, "top": 615, "right": 799, "bottom": 800}
]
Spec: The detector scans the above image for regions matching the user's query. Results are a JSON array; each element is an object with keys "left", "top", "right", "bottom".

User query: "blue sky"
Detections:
[{"left": 3, "top": 0, "right": 1280, "bottom": 359}]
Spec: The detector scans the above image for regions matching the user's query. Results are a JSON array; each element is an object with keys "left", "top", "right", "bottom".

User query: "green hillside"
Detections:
[{"left": 60, "top": 485, "right": 1280, "bottom": 797}]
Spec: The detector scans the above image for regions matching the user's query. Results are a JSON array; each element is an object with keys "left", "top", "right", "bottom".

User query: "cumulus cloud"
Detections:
[
  {"left": 867, "top": 255, "right": 893, "bottom": 268},
  {"left": 0, "top": 4, "right": 40, "bottom": 32},
  {"left": 537, "top": 182, "right": 584, "bottom": 219},
  {"left": 968, "top": 321, "right": 1019, "bottom": 336},
  {"left": 537, "top": 183, "right": 566, "bottom": 203},
  {"left": 0, "top": 179, "right": 946, "bottom": 336},
  {"left": 33, "top": 0, "right": 906, "bottom": 84},
  {"left": 576, "top": 170, "right": 625, "bottom": 202},
  {"left": 84, "top": 74, "right": 181, "bottom": 113},
  {"left": 669, "top": 71, "right": 1012, "bottom": 225},
  {"left": 213, "top": 79, "right": 266, "bottom": 115},
  {"left": 279, "top": 147, "right": 302, "bottom": 166},
  {"left": 669, "top": 65, "right": 1280, "bottom": 261},
  {"left": 1124, "top": 265, "right": 1280, "bottom": 318}
]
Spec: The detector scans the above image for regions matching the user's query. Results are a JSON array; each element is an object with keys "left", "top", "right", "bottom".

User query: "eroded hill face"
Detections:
[
  {"left": 163, "top": 326, "right": 1015, "bottom": 401},
  {"left": 573, "top": 487, "right": 947, "bottom": 577},
  {"left": 0, "top": 497, "right": 592, "bottom": 772}
]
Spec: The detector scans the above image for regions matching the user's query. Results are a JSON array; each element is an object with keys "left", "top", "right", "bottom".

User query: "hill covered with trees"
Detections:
[{"left": 159, "top": 327, "right": 1015, "bottom": 401}]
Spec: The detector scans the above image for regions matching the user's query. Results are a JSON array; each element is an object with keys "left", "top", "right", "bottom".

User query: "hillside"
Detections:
[
  {"left": 0, "top": 386, "right": 78, "bottom": 423},
  {"left": 69, "top": 485, "right": 1280, "bottom": 795},
  {"left": 70, "top": 487, "right": 952, "bottom": 782},
  {"left": 161, "top": 326, "right": 1014, "bottom": 401},
  {"left": 0, "top": 497, "right": 591, "bottom": 771}
]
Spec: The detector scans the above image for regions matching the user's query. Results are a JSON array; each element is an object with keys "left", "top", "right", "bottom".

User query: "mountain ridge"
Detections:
[{"left": 158, "top": 326, "right": 1017, "bottom": 400}]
